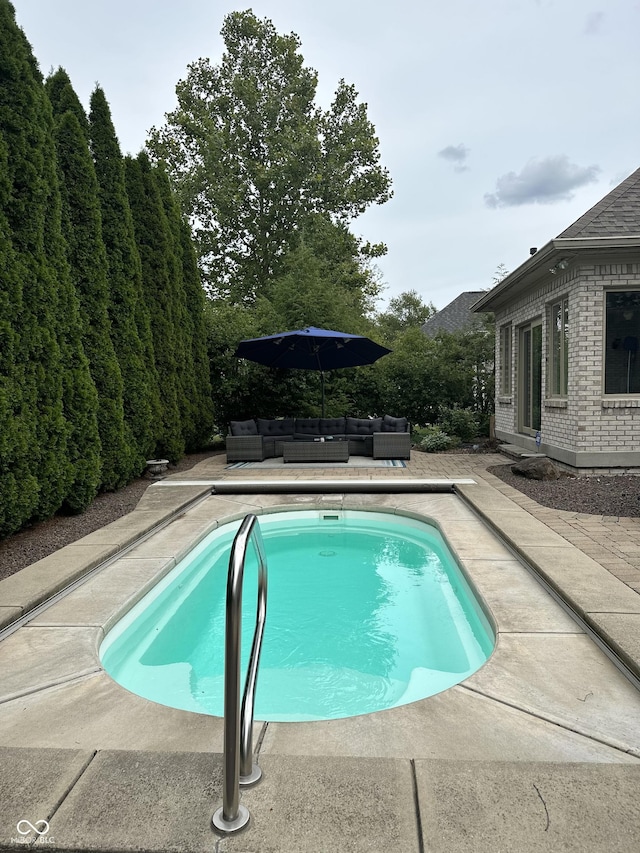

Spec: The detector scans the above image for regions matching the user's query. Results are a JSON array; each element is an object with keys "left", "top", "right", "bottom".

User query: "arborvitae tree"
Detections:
[
  {"left": 44, "top": 65, "right": 89, "bottom": 135},
  {"left": 153, "top": 165, "right": 213, "bottom": 450},
  {"left": 46, "top": 69, "right": 130, "bottom": 491},
  {"left": 150, "top": 163, "right": 194, "bottom": 450},
  {"left": 0, "top": 0, "right": 66, "bottom": 528},
  {"left": 178, "top": 216, "right": 215, "bottom": 448},
  {"left": 89, "top": 86, "right": 159, "bottom": 473},
  {"left": 0, "top": 131, "right": 39, "bottom": 537},
  {"left": 0, "top": 0, "right": 101, "bottom": 528},
  {"left": 124, "top": 152, "right": 184, "bottom": 461},
  {"left": 48, "top": 177, "right": 102, "bottom": 514}
]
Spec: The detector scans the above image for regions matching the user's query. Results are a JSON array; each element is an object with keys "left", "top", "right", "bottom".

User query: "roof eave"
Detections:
[{"left": 472, "top": 235, "right": 640, "bottom": 313}]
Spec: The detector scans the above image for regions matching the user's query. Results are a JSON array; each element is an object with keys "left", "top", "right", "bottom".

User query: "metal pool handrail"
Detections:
[{"left": 212, "top": 514, "right": 268, "bottom": 834}]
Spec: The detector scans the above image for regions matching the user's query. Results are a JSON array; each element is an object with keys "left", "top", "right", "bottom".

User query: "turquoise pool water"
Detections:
[{"left": 100, "top": 510, "right": 494, "bottom": 721}]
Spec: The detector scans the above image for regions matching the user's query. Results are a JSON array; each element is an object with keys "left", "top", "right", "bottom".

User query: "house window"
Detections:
[
  {"left": 605, "top": 291, "right": 640, "bottom": 394},
  {"left": 499, "top": 324, "right": 512, "bottom": 395},
  {"left": 518, "top": 319, "right": 542, "bottom": 434},
  {"left": 549, "top": 298, "right": 569, "bottom": 397}
]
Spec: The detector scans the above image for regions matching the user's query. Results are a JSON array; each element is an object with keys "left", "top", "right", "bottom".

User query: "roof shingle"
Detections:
[
  {"left": 421, "top": 291, "right": 487, "bottom": 337},
  {"left": 557, "top": 167, "right": 640, "bottom": 238}
]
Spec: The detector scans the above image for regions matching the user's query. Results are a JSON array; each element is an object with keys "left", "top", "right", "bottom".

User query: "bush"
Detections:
[
  {"left": 410, "top": 424, "right": 431, "bottom": 445},
  {"left": 418, "top": 425, "right": 459, "bottom": 453},
  {"left": 437, "top": 406, "right": 479, "bottom": 443}
]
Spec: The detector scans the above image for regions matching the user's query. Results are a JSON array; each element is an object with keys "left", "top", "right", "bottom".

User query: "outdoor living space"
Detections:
[
  {"left": 226, "top": 415, "right": 412, "bottom": 463},
  {"left": 2, "top": 451, "right": 640, "bottom": 852}
]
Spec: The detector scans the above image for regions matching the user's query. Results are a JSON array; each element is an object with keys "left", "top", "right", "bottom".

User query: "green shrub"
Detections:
[
  {"left": 437, "top": 406, "right": 479, "bottom": 443},
  {"left": 410, "top": 424, "right": 431, "bottom": 444},
  {"left": 418, "top": 425, "right": 459, "bottom": 453}
]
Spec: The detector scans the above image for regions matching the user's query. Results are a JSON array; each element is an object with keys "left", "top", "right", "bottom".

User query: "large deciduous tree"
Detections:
[
  {"left": 147, "top": 9, "right": 391, "bottom": 301},
  {"left": 375, "top": 290, "right": 436, "bottom": 343},
  {"left": 264, "top": 215, "right": 381, "bottom": 333}
]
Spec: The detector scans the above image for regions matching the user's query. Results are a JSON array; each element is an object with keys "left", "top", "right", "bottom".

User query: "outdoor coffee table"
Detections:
[{"left": 283, "top": 440, "right": 349, "bottom": 463}]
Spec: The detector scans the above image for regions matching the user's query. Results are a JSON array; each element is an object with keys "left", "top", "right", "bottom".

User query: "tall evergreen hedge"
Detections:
[
  {"left": 177, "top": 209, "right": 215, "bottom": 449},
  {"left": 0, "top": 130, "right": 37, "bottom": 536},
  {"left": 89, "top": 86, "right": 159, "bottom": 475},
  {"left": 124, "top": 152, "right": 184, "bottom": 461},
  {"left": 44, "top": 64, "right": 90, "bottom": 135},
  {"left": 0, "top": 0, "right": 67, "bottom": 528},
  {"left": 0, "top": 0, "right": 101, "bottom": 532},
  {"left": 49, "top": 182, "right": 102, "bottom": 514},
  {"left": 153, "top": 164, "right": 213, "bottom": 451},
  {"left": 0, "top": 3, "right": 213, "bottom": 538},
  {"left": 46, "top": 69, "right": 130, "bottom": 491}
]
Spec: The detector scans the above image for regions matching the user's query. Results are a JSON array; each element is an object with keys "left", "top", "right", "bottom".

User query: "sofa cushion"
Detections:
[
  {"left": 318, "top": 417, "right": 346, "bottom": 436},
  {"left": 257, "top": 417, "right": 295, "bottom": 437},
  {"left": 346, "top": 417, "right": 382, "bottom": 435},
  {"left": 294, "top": 418, "right": 320, "bottom": 436},
  {"left": 382, "top": 414, "right": 408, "bottom": 433},
  {"left": 229, "top": 418, "right": 258, "bottom": 436}
]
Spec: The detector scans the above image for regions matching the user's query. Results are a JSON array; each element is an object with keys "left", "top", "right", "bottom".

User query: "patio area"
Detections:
[{"left": 1, "top": 450, "right": 640, "bottom": 851}]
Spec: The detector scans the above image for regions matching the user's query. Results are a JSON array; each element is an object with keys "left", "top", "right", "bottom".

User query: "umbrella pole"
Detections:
[{"left": 321, "top": 371, "right": 325, "bottom": 418}]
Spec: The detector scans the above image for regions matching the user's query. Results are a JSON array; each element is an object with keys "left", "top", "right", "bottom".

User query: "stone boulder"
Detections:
[{"left": 511, "top": 456, "right": 564, "bottom": 481}]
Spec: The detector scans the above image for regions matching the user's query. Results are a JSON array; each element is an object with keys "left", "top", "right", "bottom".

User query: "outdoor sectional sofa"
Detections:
[{"left": 226, "top": 415, "right": 411, "bottom": 462}]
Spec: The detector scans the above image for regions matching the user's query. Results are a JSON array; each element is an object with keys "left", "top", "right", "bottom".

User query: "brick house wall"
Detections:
[
  {"left": 493, "top": 261, "right": 640, "bottom": 470},
  {"left": 475, "top": 166, "right": 640, "bottom": 471}
]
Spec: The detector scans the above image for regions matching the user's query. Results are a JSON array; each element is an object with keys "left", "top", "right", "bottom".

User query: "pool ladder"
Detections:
[{"left": 212, "top": 514, "right": 268, "bottom": 834}]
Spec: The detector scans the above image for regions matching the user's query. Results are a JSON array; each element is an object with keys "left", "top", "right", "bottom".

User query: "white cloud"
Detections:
[
  {"left": 438, "top": 143, "right": 470, "bottom": 172},
  {"left": 484, "top": 156, "right": 601, "bottom": 208},
  {"left": 438, "top": 143, "right": 469, "bottom": 163}
]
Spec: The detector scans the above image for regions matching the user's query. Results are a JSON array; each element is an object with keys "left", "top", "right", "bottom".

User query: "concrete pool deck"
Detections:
[{"left": 1, "top": 451, "right": 640, "bottom": 851}]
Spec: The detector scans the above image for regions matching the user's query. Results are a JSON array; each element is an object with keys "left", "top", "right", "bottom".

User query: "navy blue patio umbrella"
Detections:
[{"left": 234, "top": 326, "right": 391, "bottom": 416}]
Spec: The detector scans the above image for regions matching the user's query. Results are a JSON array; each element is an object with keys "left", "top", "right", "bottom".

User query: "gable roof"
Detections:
[
  {"left": 473, "top": 166, "right": 640, "bottom": 312},
  {"left": 422, "top": 291, "right": 487, "bottom": 337},
  {"left": 558, "top": 167, "right": 640, "bottom": 238}
]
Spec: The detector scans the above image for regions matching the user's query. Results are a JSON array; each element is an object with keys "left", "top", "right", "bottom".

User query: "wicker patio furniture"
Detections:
[
  {"left": 283, "top": 440, "right": 350, "bottom": 463},
  {"left": 225, "top": 434, "right": 265, "bottom": 462},
  {"left": 372, "top": 432, "right": 412, "bottom": 460},
  {"left": 226, "top": 415, "right": 410, "bottom": 462}
]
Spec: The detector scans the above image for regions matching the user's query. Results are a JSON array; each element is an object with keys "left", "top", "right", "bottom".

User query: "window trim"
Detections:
[
  {"left": 518, "top": 318, "right": 542, "bottom": 436},
  {"left": 499, "top": 323, "right": 512, "bottom": 396},
  {"left": 548, "top": 297, "right": 569, "bottom": 398}
]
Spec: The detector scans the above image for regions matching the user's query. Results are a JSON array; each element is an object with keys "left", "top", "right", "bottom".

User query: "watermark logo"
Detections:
[
  {"left": 12, "top": 819, "right": 55, "bottom": 845},
  {"left": 17, "top": 821, "right": 49, "bottom": 836}
]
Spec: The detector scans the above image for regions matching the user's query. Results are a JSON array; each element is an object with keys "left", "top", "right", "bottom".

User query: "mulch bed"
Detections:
[
  {"left": 0, "top": 451, "right": 223, "bottom": 581},
  {"left": 487, "top": 464, "right": 640, "bottom": 518}
]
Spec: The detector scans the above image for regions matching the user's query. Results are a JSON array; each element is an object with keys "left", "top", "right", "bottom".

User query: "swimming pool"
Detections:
[{"left": 100, "top": 509, "right": 494, "bottom": 721}]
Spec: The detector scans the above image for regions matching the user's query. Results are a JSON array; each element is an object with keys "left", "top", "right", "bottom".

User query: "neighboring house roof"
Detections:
[
  {"left": 473, "top": 166, "right": 640, "bottom": 313},
  {"left": 422, "top": 291, "right": 488, "bottom": 338}
]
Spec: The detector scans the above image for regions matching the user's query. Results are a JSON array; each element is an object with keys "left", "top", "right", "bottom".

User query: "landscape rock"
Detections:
[{"left": 511, "top": 456, "right": 564, "bottom": 481}]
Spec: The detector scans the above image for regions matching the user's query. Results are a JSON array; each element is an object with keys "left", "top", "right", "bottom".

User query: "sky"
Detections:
[{"left": 12, "top": 0, "right": 640, "bottom": 311}]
